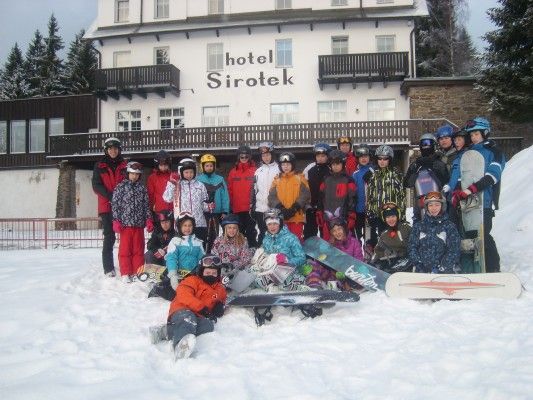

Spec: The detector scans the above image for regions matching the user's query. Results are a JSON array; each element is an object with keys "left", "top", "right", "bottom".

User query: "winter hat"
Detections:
[
  {"left": 154, "top": 150, "right": 171, "bottom": 167},
  {"left": 220, "top": 214, "right": 240, "bottom": 227},
  {"left": 126, "top": 161, "right": 143, "bottom": 174},
  {"left": 325, "top": 208, "right": 346, "bottom": 231}
]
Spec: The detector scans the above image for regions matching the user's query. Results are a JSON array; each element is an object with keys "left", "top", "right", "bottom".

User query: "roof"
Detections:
[{"left": 400, "top": 76, "right": 477, "bottom": 95}]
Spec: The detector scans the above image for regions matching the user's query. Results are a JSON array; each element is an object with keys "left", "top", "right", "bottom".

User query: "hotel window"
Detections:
[
  {"left": 276, "top": 0, "right": 292, "bottom": 10},
  {"left": 117, "top": 110, "right": 141, "bottom": 131},
  {"left": 0, "top": 121, "right": 6, "bottom": 153},
  {"left": 10, "top": 120, "right": 26, "bottom": 153},
  {"left": 113, "top": 51, "right": 131, "bottom": 67},
  {"left": 29, "top": 119, "right": 46, "bottom": 153},
  {"left": 154, "top": 47, "right": 169, "bottom": 65},
  {"left": 318, "top": 101, "right": 347, "bottom": 122},
  {"left": 332, "top": 36, "right": 348, "bottom": 55},
  {"left": 271, "top": 103, "right": 299, "bottom": 124},
  {"left": 332, "top": 0, "right": 348, "bottom": 5},
  {"left": 367, "top": 99, "right": 396, "bottom": 121},
  {"left": 155, "top": 0, "right": 169, "bottom": 19},
  {"left": 202, "top": 106, "right": 229, "bottom": 127},
  {"left": 207, "top": 43, "right": 223, "bottom": 71},
  {"left": 275, "top": 39, "right": 292, "bottom": 67},
  {"left": 160, "top": 108, "right": 185, "bottom": 129},
  {"left": 208, "top": 0, "right": 224, "bottom": 14},
  {"left": 49, "top": 118, "right": 64, "bottom": 136},
  {"left": 376, "top": 35, "right": 395, "bottom": 52},
  {"left": 115, "top": 0, "right": 129, "bottom": 22}
]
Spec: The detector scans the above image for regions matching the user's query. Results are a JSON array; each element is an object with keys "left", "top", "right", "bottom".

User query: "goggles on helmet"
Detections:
[
  {"left": 128, "top": 162, "right": 142, "bottom": 170},
  {"left": 338, "top": 137, "right": 351, "bottom": 144},
  {"left": 420, "top": 139, "right": 434, "bottom": 148},
  {"left": 279, "top": 154, "right": 293, "bottom": 163},
  {"left": 425, "top": 191, "right": 443, "bottom": 201},
  {"left": 201, "top": 255, "right": 222, "bottom": 268}
]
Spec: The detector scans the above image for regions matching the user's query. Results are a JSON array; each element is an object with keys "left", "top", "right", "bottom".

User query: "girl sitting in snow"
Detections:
[{"left": 211, "top": 214, "right": 254, "bottom": 272}]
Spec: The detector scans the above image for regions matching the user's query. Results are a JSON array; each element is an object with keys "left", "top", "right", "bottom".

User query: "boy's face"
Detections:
[
  {"left": 107, "top": 146, "right": 119, "bottom": 159},
  {"left": 158, "top": 163, "right": 169, "bottom": 172},
  {"left": 128, "top": 172, "right": 140, "bottom": 182},
  {"left": 315, "top": 153, "right": 328, "bottom": 165},
  {"left": 331, "top": 162, "right": 343, "bottom": 173},
  {"left": 281, "top": 162, "right": 293, "bottom": 173},
  {"left": 358, "top": 155, "right": 370, "bottom": 165},
  {"left": 470, "top": 131, "right": 484, "bottom": 144},
  {"left": 438, "top": 136, "right": 452, "bottom": 150},
  {"left": 182, "top": 169, "right": 195, "bottom": 180},
  {"left": 385, "top": 215, "right": 398, "bottom": 227},
  {"left": 267, "top": 222, "right": 280, "bottom": 234},
  {"left": 340, "top": 143, "right": 351, "bottom": 154},
  {"left": 453, "top": 136, "right": 465, "bottom": 151},
  {"left": 427, "top": 201, "right": 442, "bottom": 216},
  {"left": 203, "top": 162, "right": 215, "bottom": 173},
  {"left": 202, "top": 267, "right": 218, "bottom": 277},
  {"left": 160, "top": 220, "right": 172, "bottom": 231},
  {"left": 180, "top": 220, "right": 194, "bottom": 235}
]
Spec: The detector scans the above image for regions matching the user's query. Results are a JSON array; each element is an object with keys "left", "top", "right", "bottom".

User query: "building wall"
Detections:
[{"left": 76, "top": 169, "right": 99, "bottom": 218}]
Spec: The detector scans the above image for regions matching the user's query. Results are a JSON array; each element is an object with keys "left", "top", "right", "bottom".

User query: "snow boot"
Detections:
[
  {"left": 174, "top": 334, "right": 196, "bottom": 360},
  {"left": 149, "top": 324, "right": 168, "bottom": 345},
  {"left": 105, "top": 270, "right": 116, "bottom": 278}
]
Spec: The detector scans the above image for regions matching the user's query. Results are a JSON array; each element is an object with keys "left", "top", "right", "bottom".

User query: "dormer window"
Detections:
[{"left": 115, "top": 0, "right": 129, "bottom": 23}]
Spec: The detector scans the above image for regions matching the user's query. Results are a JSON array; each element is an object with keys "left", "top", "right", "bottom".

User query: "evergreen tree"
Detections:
[
  {"left": 41, "top": 14, "right": 66, "bottom": 96},
  {"left": 0, "top": 43, "right": 29, "bottom": 100},
  {"left": 478, "top": 0, "right": 533, "bottom": 123},
  {"left": 64, "top": 30, "right": 98, "bottom": 94},
  {"left": 24, "top": 30, "right": 47, "bottom": 97},
  {"left": 415, "top": 0, "right": 479, "bottom": 76}
]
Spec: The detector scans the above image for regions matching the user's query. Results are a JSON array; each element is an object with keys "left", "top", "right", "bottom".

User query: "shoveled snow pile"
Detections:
[{"left": 1, "top": 147, "right": 532, "bottom": 400}]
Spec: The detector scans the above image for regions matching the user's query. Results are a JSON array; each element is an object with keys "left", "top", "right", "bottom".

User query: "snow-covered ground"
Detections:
[{"left": 1, "top": 147, "right": 532, "bottom": 400}]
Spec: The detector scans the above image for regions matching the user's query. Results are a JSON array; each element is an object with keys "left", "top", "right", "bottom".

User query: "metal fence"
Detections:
[{"left": 0, "top": 218, "right": 106, "bottom": 250}]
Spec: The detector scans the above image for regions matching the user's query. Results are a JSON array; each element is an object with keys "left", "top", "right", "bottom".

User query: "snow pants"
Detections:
[
  {"left": 168, "top": 310, "right": 214, "bottom": 348},
  {"left": 100, "top": 212, "right": 116, "bottom": 274},
  {"left": 484, "top": 209, "right": 500, "bottom": 273},
  {"left": 118, "top": 227, "right": 145, "bottom": 276},
  {"left": 303, "top": 208, "right": 319, "bottom": 240},
  {"left": 144, "top": 251, "right": 165, "bottom": 266},
  {"left": 237, "top": 212, "right": 257, "bottom": 248}
]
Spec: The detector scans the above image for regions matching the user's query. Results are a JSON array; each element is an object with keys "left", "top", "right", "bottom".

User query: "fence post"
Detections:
[{"left": 44, "top": 220, "right": 48, "bottom": 250}]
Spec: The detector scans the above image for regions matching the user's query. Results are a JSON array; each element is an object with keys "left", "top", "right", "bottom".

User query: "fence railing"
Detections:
[
  {"left": 95, "top": 64, "right": 180, "bottom": 91},
  {"left": 0, "top": 218, "right": 106, "bottom": 250}
]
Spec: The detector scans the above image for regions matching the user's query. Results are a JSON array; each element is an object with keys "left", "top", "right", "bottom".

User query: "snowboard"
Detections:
[
  {"left": 228, "top": 289, "right": 359, "bottom": 326},
  {"left": 303, "top": 236, "right": 390, "bottom": 291},
  {"left": 459, "top": 150, "right": 485, "bottom": 273},
  {"left": 414, "top": 169, "right": 441, "bottom": 219},
  {"left": 385, "top": 272, "right": 522, "bottom": 300},
  {"left": 136, "top": 263, "right": 166, "bottom": 283}
]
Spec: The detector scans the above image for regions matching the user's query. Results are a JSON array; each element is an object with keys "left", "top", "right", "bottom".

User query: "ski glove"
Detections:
[
  {"left": 154, "top": 248, "right": 166, "bottom": 259},
  {"left": 168, "top": 270, "right": 179, "bottom": 290},
  {"left": 112, "top": 220, "right": 123, "bottom": 233},
  {"left": 206, "top": 202, "right": 216, "bottom": 212},
  {"left": 452, "top": 185, "right": 477, "bottom": 208},
  {"left": 146, "top": 219, "right": 154, "bottom": 233},
  {"left": 276, "top": 253, "right": 288, "bottom": 264},
  {"left": 169, "top": 172, "right": 179, "bottom": 184},
  {"left": 199, "top": 306, "right": 217, "bottom": 322},
  {"left": 347, "top": 211, "right": 357, "bottom": 231},
  {"left": 212, "top": 301, "right": 225, "bottom": 318}
]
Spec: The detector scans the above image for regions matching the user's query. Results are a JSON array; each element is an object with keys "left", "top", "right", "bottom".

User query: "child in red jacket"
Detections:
[
  {"left": 149, "top": 255, "right": 227, "bottom": 360},
  {"left": 147, "top": 150, "right": 173, "bottom": 216}
]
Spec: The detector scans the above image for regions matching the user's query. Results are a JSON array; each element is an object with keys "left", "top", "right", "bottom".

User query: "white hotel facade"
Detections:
[{"left": 85, "top": 0, "right": 428, "bottom": 134}]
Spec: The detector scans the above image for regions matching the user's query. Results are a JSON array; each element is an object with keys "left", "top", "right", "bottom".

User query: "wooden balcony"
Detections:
[
  {"left": 94, "top": 64, "right": 180, "bottom": 100},
  {"left": 318, "top": 52, "right": 409, "bottom": 89}
]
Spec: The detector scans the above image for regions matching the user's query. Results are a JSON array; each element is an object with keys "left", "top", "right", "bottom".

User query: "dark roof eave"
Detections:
[{"left": 400, "top": 76, "right": 477, "bottom": 95}]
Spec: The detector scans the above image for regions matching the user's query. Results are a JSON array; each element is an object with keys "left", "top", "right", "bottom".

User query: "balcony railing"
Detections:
[
  {"left": 94, "top": 64, "right": 180, "bottom": 99},
  {"left": 48, "top": 120, "right": 450, "bottom": 158},
  {"left": 318, "top": 52, "right": 409, "bottom": 88}
]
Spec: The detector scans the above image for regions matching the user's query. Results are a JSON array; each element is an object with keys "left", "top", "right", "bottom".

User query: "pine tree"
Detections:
[
  {"left": 415, "top": 0, "right": 479, "bottom": 77},
  {"left": 477, "top": 0, "right": 533, "bottom": 123},
  {"left": 64, "top": 30, "right": 98, "bottom": 94},
  {"left": 0, "top": 43, "right": 30, "bottom": 100},
  {"left": 41, "top": 14, "right": 66, "bottom": 96},
  {"left": 24, "top": 30, "right": 47, "bottom": 97}
]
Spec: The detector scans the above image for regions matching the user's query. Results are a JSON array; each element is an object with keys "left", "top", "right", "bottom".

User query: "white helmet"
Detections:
[{"left": 126, "top": 161, "right": 143, "bottom": 174}]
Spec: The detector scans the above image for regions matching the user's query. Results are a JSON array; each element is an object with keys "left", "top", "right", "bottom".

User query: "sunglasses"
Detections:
[
  {"left": 201, "top": 255, "right": 222, "bottom": 267},
  {"left": 377, "top": 157, "right": 389, "bottom": 161},
  {"left": 420, "top": 139, "right": 434, "bottom": 147}
]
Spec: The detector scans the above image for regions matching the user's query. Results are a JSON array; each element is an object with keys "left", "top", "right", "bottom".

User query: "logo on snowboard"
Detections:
[{"left": 401, "top": 276, "right": 503, "bottom": 296}]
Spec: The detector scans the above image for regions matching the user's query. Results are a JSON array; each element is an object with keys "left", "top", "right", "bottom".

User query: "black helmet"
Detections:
[
  {"left": 237, "top": 145, "right": 252, "bottom": 157},
  {"left": 154, "top": 150, "right": 171, "bottom": 166},
  {"left": 355, "top": 144, "right": 371, "bottom": 157},
  {"left": 178, "top": 158, "right": 196, "bottom": 178},
  {"left": 453, "top": 128, "right": 471, "bottom": 146},
  {"left": 197, "top": 254, "right": 223, "bottom": 279},
  {"left": 220, "top": 214, "right": 240, "bottom": 227},
  {"left": 419, "top": 133, "right": 437, "bottom": 156},
  {"left": 329, "top": 149, "right": 346, "bottom": 165}
]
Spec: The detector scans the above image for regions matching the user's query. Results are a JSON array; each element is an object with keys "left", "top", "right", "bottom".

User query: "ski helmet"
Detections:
[
  {"left": 200, "top": 153, "right": 217, "bottom": 172},
  {"left": 354, "top": 144, "right": 371, "bottom": 157},
  {"left": 313, "top": 142, "right": 331, "bottom": 155},
  {"left": 176, "top": 211, "right": 196, "bottom": 235},
  {"left": 336, "top": 136, "right": 352, "bottom": 149},
  {"left": 375, "top": 145, "right": 394, "bottom": 159},
  {"left": 220, "top": 213, "right": 240, "bottom": 227},
  {"left": 264, "top": 208, "right": 283, "bottom": 227},
  {"left": 258, "top": 142, "right": 274, "bottom": 154},
  {"left": 278, "top": 152, "right": 296, "bottom": 172},
  {"left": 453, "top": 128, "right": 471, "bottom": 146},
  {"left": 419, "top": 133, "right": 437, "bottom": 156},
  {"left": 325, "top": 208, "right": 346, "bottom": 231},
  {"left": 178, "top": 158, "right": 196, "bottom": 178},
  {"left": 237, "top": 145, "right": 252, "bottom": 159},
  {"left": 104, "top": 137, "right": 121, "bottom": 150},
  {"left": 154, "top": 150, "right": 171, "bottom": 167},
  {"left": 156, "top": 210, "right": 174, "bottom": 223},
  {"left": 126, "top": 161, "right": 143, "bottom": 174},
  {"left": 329, "top": 149, "right": 346, "bottom": 166},
  {"left": 435, "top": 125, "right": 454, "bottom": 140},
  {"left": 380, "top": 202, "right": 400, "bottom": 223},
  {"left": 197, "top": 254, "right": 223, "bottom": 280},
  {"left": 464, "top": 117, "right": 491, "bottom": 138},
  {"left": 423, "top": 191, "right": 446, "bottom": 213}
]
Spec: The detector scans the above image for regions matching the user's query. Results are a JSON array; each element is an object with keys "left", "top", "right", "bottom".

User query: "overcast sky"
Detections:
[{"left": 0, "top": 0, "right": 500, "bottom": 65}]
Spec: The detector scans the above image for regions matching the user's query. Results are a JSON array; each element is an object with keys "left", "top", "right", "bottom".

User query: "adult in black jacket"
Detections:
[{"left": 145, "top": 210, "right": 176, "bottom": 266}]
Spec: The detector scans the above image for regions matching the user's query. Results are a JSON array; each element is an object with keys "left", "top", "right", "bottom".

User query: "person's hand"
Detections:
[
  {"left": 207, "top": 202, "right": 216, "bottom": 212},
  {"left": 315, "top": 210, "right": 324, "bottom": 227},
  {"left": 347, "top": 211, "right": 357, "bottom": 230},
  {"left": 199, "top": 306, "right": 217, "bottom": 322},
  {"left": 169, "top": 172, "right": 179, "bottom": 184},
  {"left": 168, "top": 270, "right": 179, "bottom": 290},
  {"left": 146, "top": 219, "right": 154, "bottom": 233},
  {"left": 154, "top": 248, "right": 166, "bottom": 259},
  {"left": 112, "top": 220, "right": 123, "bottom": 233},
  {"left": 452, "top": 189, "right": 471, "bottom": 208}
]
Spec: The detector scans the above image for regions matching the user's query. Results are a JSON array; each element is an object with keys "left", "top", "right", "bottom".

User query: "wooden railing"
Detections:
[
  {"left": 318, "top": 52, "right": 409, "bottom": 81},
  {"left": 95, "top": 64, "right": 180, "bottom": 91},
  {"left": 48, "top": 120, "right": 449, "bottom": 157}
]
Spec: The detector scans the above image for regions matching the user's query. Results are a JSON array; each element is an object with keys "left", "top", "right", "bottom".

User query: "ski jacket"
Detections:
[
  {"left": 211, "top": 236, "right": 254, "bottom": 270},
  {"left": 147, "top": 169, "right": 172, "bottom": 213},
  {"left": 163, "top": 179, "right": 209, "bottom": 227},
  {"left": 470, "top": 140, "right": 506, "bottom": 209},
  {"left": 367, "top": 167, "right": 406, "bottom": 220},
  {"left": 146, "top": 227, "right": 176, "bottom": 252},
  {"left": 262, "top": 225, "right": 306, "bottom": 267},
  {"left": 197, "top": 172, "right": 230, "bottom": 214},
  {"left": 345, "top": 151, "right": 358, "bottom": 176},
  {"left": 168, "top": 275, "right": 227, "bottom": 319},
  {"left": 92, "top": 156, "right": 127, "bottom": 214},
  {"left": 111, "top": 180, "right": 151, "bottom": 228},
  {"left": 332, "top": 233, "right": 364, "bottom": 261},
  {"left": 319, "top": 172, "right": 356, "bottom": 221},
  {"left": 165, "top": 235, "right": 205, "bottom": 273},
  {"left": 268, "top": 171, "right": 311, "bottom": 223},
  {"left": 352, "top": 164, "right": 373, "bottom": 213},
  {"left": 227, "top": 161, "right": 256, "bottom": 213},
  {"left": 307, "top": 163, "right": 331, "bottom": 208},
  {"left": 408, "top": 213, "right": 460, "bottom": 273},
  {"left": 252, "top": 161, "right": 279, "bottom": 213},
  {"left": 374, "top": 222, "right": 412, "bottom": 260},
  {"left": 437, "top": 147, "right": 458, "bottom": 172},
  {"left": 403, "top": 154, "right": 449, "bottom": 191}
]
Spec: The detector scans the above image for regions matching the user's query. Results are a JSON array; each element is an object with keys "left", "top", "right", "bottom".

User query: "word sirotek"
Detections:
[{"left": 206, "top": 50, "right": 294, "bottom": 89}]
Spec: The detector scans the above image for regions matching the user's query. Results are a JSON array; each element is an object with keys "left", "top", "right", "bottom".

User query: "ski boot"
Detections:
[{"left": 174, "top": 334, "right": 196, "bottom": 360}]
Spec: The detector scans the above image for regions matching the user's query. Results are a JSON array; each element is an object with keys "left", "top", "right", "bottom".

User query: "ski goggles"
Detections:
[
  {"left": 279, "top": 154, "right": 293, "bottom": 163},
  {"left": 424, "top": 191, "right": 444, "bottom": 202},
  {"left": 177, "top": 211, "right": 194, "bottom": 220},
  {"left": 420, "top": 139, "right": 434, "bottom": 148},
  {"left": 201, "top": 255, "right": 222, "bottom": 267},
  {"left": 157, "top": 212, "right": 173, "bottom": 222},
  {"left": 128, "top": 162, "right": 143, "bottom": 170},
  {"left": 338, "top": 137, "right": 351, "bottom": 144},
  {"left": 381, "top": 202, "right": 398, "bottom": 212}
]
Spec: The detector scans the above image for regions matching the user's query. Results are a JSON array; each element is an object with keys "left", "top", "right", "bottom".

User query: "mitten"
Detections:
[
  {"left": 212, "top": 301, "right": 225, "bottom": 318},
  {"left": 451, "top": 189, "right": 470, "bottom": 208},
  {"left": 146, "top": 219, "right": 154, "bottom": 233},
  {"left": 335, "top": 271, "right": 346, "bottom": 280},
  {"left": 199, "top": 306, "right": 216, "bottom": 322},
  {"left": 168, "top": 270, "right": 179, "bottom": 290},
  {"left": 112, "top": 220, "right": 123, "bottom": 233},
  {"left": 169, "top": 172, "right": 179, "bottom": 184},
  {"left": 276, "top": 253, "right": 288, "bottom": 264},
  {"left": 347, "top": 211, "right": 357, "bottom": 230},
  {"left": 300, "top": 263, "right": 313, "bottom": 276}
]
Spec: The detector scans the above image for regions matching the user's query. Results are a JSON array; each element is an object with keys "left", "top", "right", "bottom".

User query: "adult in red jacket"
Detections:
[
  {"left": 92, "top": 137, "right": 127, "bottom": 276},
  {"left": 227, "top": 145, "right": 257, "bottom": 247},
  {"left": 147, "top": 150, "right": 173, "bottom": 215},
  {"left": 337, "top": 136, "right": 358, "bottom": 176}
]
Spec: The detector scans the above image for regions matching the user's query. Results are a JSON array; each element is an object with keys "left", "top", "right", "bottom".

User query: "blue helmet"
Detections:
[
  {"left": 220, "top": 214, "right": 240, "bottom": 227},
  {"left": 435, "top": 125, "right": 454, "bottom": 140},
  {"left": 313, "top": 142, "right": 331, "bottom": 155},
  {"left": 464, "top": 117, "right": 491, "bottom": 137}
]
